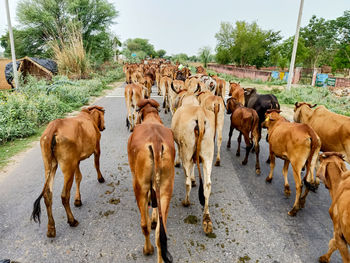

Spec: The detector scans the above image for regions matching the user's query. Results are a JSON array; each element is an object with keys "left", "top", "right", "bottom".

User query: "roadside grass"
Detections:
[
  {"left": 0, "top": 63, "right": 125, "bottom": 170},
  {"left": 0, "top": 126, "right": 45, "bottom": 170}
]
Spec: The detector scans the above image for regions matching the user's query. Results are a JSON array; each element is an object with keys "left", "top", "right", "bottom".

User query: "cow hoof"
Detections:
[
  {"left": 74, "top": 200, "right": 82, "bottom": 207},
  {"left": 266, "top": 158, "right": 270, "bottom": 164},
  {"left": 215, "top": 160, "right": 220, "bottom": 166},
  {"left": 191, "top": 180, "right": 196, "bottom": 187},
  {"left": 182, "top": 200, "right": 190, "bottom": 207},
  {"left": 151, "top": 221, "right": 157, "bottom": 230},
  {"left": 68, "top": 219, "right": 79, "bottom": 227},
  {"left": 284, "top": 185, "right": 291, "bottom": 197},
  {"left": 242, "top": 160, "right": 247, "bottom": 165},
  {"left": 130, "top": 128, "right": 134, "bottom": 132},
  {"left": 226, "top": 144, "right": 231, "bottom": 148},
  {"left": 288, "top": 208, "right": 298, "bottom": 217},
  {"left": 236, "top": 152, "right": 240, "bottom": 157},
  {"left": 265, "top": 176, "right": 272, "bottom": 183},
  {"left": 47, "top": 227, "right": 56, "bottom": 238},
  {"left": 319, "top": 255, "right": 330, "bottom": 263},
  {"left": 202, "top": 214, "right": 213, "bottom": 234},
  {"left": 98, "top": 177, "right": 105, "bottom": 183},
  {"left": 255, "top": 169, "right": 261, "bottom": 175},
  {"left": 175, "top": 163, "right": 181, "bottom": 168},
  {"left": 143, "top": 245, "right": 154, "bottom": 256}
]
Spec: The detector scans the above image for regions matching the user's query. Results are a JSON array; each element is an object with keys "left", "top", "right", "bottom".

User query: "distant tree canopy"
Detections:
[
  {"left": 215, "top": 21, "right": 281, "bottom": 68},
  {"left": 0, "top": 0, "right": 118, "bottom": 64},
  {"left": 198, "top": 46, "right": 212, "bottom": 68},
  {"left": 122, "top": 38, "right": 157, "bottom": 61},
  {"left": 214, "top": 10, "right": 350, "bottom": 71}
]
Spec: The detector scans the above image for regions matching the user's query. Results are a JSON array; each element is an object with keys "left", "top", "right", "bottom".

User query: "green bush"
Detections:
[{"left": 0, "top": 64, "right": 125, "bottom": 144}]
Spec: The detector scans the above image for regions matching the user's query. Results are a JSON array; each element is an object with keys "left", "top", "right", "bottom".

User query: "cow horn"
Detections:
[{"left": 311, "top": 104, "right": 317, "bottom": 108}]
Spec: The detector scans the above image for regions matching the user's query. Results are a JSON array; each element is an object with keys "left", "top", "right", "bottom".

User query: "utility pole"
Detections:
[
  {"left": 5, "top": 0, "right": 19, "bottom": 90},
  {"left": 287, "top": 0, "right": 304, "bottom": 91}
]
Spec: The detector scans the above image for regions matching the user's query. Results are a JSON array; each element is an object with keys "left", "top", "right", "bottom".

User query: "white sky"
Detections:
[{"left": 0, "top": 0, "right": 349, "bottom": 56}]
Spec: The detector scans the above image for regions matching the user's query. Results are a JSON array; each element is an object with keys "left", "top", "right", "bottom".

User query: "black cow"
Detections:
[{"left": 244, "top": 87, "right": 280, "bottom": 142}]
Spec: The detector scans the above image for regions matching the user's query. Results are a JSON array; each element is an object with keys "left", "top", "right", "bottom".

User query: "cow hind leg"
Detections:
[
  {"left": 135, "top": 185, "right": 154, "bottom": 256},
  {"left": 74, "top": 165, "right": 83, "bottom": 207},
  {"left": 215, "top": 127, "right": 223, "bottom": 166},
  {"left": 266, "top": 153, "right": 275, "bottom": 183},
  {"left": 242, "top": 132, "right": 252, "bottom": 165},
  {"left": 43, "top": 160, "right": 58, "bottom": 238},
  {"left": 336, "top": 233, "right": 350, "bottom": 263},
  {"left": 253, "top": 134, "right": 260, "bottom": 175},
  {"left": 182, "top": 159, "right": 194, "bottom": 207},
  {"left": 319, "top": 235, "right": 337, "bottom": 263},
  {"left": 226, "top": 125, "right": 234, "bottom": 148},
  {"left": 282, "top": 160, "right": 291, "bottom": 197},
  {"left": 202, "top": 158, "right": 213, "bottom": 234},
  {"left": 288, "top": 166, "right": 302, "bottom": 216},
  {"left": 236, "top": 132, "right": 242, "bottom": 157},
  {"left": 94, "top": 146, "right": 105, "bottom": 183},
  {"left": 61, "top": 163, "right": 79, "bottom": 227}
]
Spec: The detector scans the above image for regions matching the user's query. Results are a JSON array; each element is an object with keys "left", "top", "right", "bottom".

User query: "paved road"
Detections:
[{"left": 0, "top": 84, "right": 342, "bottom": 263}]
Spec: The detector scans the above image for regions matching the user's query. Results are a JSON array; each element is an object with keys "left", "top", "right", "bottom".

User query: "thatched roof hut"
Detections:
[{"left": 3, "top": 57, "right": 57, "bottom": 89}]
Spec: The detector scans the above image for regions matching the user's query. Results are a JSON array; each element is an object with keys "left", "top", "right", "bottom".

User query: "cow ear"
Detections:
[
  {"left": 136, "top": 109, "right": 143, "bottom": 124},
  {"left": 317, "top": 163, "right": 330, "bottom": 189},
  {"left": 294, "top": 102, "right": 299, "bottom": 107}
]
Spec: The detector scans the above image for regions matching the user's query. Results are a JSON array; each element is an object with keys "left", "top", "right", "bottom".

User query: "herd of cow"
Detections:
[{"left": 29, "top": 59, "right": 350, "bottom": 263}]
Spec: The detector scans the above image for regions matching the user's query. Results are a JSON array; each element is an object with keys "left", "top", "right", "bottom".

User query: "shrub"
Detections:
[{"left": 0, "top": 64, "right": 124, "bottom": 144}]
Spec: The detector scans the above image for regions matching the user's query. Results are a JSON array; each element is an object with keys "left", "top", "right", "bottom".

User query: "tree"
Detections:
[
  {"left": 301, "top": 15, "right": 337, "bottom": 69},
  {"left": 332, "top": 11, "right": 350, "bottom": 71},
  {"left": 198, "top": 46, "right": 212, "bottom": 68},
  {"left": 156, "top": 49, "right": 166, "bottom": 58},
  {"left": 1, "top": 0, "right": 118, "bottom": 62},
  {"left": 214, "top": 21, "right": 281, "bottom": 68},
  {"left": 124, "top": 38, "right": 156, "bottom": 57}
]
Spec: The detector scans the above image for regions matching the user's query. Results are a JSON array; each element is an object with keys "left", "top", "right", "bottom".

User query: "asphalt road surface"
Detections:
[{"left": 0, "top": 84, "right": 343, "bottom": 263}]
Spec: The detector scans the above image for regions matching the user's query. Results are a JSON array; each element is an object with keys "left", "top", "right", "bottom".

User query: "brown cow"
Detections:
[
  {"left": 226, "top": 97, "right": 261, "bottom": 174},
  {"left": 228, "top": 82, "right": 245, "bottom": 106},
  {"left": 125, "top": 83, "right": 149, "bottom": 131},
  {"left": 317, "top": 152, "right": 350, "bottom": 263},
  {"left": 196, "top": 65, "right": 207, "bottom": 75},
  {"left": 263, "top": 109, "right": 321, "bottom": 216},
  {"left": 211, "top": 75, "right": 226, "bottom": 98},
  {"left": 31, "top": 106, "right": 106, "bottom": 238},
  {"left": 128, "top": 99, "right": 174, "bottom": 263},
  {"left": 294, "top": 102, "right": 350, "bottom": 164}
]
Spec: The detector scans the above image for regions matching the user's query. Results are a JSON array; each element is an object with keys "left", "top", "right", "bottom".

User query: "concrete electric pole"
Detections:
[
  {"left": 5, "top": 0, "right": 19, "bottom": 89},
  {"left": 286, "top": 0, "right": 304, "bottom": 91}
]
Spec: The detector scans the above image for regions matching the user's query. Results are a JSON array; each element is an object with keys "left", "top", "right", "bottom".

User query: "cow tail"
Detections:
[
  {"left": 213, "top": 103, "right": 219, "bottom": 142},
  {"left": 303, "top": 127, "right": 319, "bottom": 192},
  {"left": 195, "top": 117, "right": 205, "bottom": 206},
  {"left": 149, "top": 144, "right": 173, "bottom": 263},
  {"left": 31, "top": 129, "right": 56, "bottom": 224}
]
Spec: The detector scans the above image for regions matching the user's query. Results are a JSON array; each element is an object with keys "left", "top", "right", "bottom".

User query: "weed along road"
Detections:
[{"left": 0, "top": 84, "right": 342, "bottom": 263}]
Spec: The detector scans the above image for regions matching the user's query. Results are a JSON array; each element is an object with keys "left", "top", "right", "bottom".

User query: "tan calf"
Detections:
[
  {"left": 128, "top": 99, "right": 174, "bottom": 263},
  {"left": 229, "top": 82, "right": 245, "bottom": 105},
  {"left": 171, "top": 105, "right": 215, "bottom": 234},
  {"left": 263, "top": 109, "right": 321, "bottom": 216},
  {"left": 31, "top": 106, "right": 106, "bottom": 238},
  {"left": 159, "top": 76, "right": 173, "bottom": 114},
  {"left": 125, "top": 83, "right": 148, "bottom": 131},
  {"left": 317, "top": 152, "right": 350, "bottom": 263}
]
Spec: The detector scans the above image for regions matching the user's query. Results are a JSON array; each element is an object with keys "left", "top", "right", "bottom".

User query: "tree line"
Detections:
[{"left": 215, "top": 11, "right": 350, "bottom": 72}]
